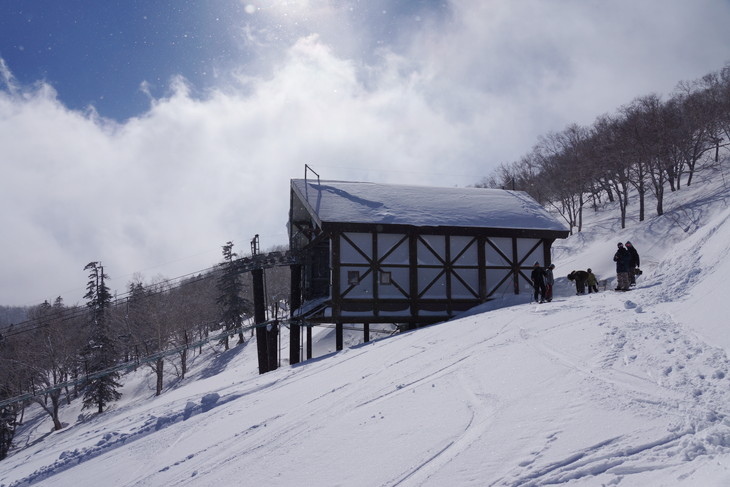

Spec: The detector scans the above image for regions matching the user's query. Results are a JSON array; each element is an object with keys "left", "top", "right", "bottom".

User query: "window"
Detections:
[
  {"left": 379, "top": 271, "right": 392, "bottom": 285},
  {"left": 348, "top": 271, "right": 360, "bottom": 285}
]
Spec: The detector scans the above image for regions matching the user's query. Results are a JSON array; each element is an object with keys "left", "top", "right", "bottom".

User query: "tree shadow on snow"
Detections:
[{"left": 197, "top": 341, "right": 250, "bottom": 379}]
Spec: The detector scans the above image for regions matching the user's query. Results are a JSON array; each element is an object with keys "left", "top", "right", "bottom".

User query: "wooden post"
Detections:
[
  {"left": 289, "top": 264, "right": 302, "bottom": 365},
  {"left": 364, "top": 323, "right": 370, "bottom": 343},
  {"left": 252, "top": 268, "right": 269, "bottom": 374},
  {"left": 512, "top": 237, "right": 520, "bottom": 294},
  {"left": 409, "top": 231, "right": 419, "bottom": 329},
  {"left": 478, "top": 236, "right": 487, "bottom": 302},
  {"left": 306, "top": 326, "right": 312, "bottom": 360},
  {"left": 267, "top": 321, "right": 278, "bottom": 372},
  {"left": 336, "top": 322, "right": 343, "bottom": 351}
]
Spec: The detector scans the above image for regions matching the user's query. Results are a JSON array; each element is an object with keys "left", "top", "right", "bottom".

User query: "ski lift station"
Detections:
[{"left": 287, "top": 174, "right": 569, "bottom": 360}]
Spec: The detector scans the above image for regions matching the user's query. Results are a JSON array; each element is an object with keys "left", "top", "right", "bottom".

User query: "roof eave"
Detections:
[{"left": 319, "top": 220, "right": 570, "bottom": 239}]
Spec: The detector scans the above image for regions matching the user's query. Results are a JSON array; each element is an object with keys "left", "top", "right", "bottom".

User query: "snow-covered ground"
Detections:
[{"left": 4, "top": 168, "right": 730, "bottom": 486}]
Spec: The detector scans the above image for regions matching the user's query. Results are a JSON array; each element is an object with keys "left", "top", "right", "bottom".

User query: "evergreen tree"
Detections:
[
  {"left": 217, "top": 242, "right": 249, "bottom": 350},
  {"left": 0, "top": 400, "right": 17, "bottom": 460},
  {"left": 81, "top": 262, "right": 122, "bottom": 413}
]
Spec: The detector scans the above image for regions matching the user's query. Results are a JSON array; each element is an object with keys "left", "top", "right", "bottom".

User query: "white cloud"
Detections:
[{"left": 2, "top": 0, "right": 730, "bottom": 305}]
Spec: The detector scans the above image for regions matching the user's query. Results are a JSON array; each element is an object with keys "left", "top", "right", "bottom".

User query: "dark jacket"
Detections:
[
  {"left": 531, "top": 267, "right": 546, "bottom": 285},
  {"left": 568, "top": 270, "right": 588, "bottom": 283},
  {"left": 614, "top": 247, "right": 631, "bottom": 273},
  {"left": 627, "top": 245, "right": 640, "bottom": 268}
]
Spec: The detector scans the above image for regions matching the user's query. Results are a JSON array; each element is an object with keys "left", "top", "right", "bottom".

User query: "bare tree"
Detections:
[{"left": 24, "top": 299, "right": 78, "bottom": 430}]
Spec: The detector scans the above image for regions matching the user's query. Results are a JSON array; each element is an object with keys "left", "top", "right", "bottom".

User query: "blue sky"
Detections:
[
  {"left": 0, "top": 0, "right": 445, "bottom": 120},
  {"left": 2, "top": 1, "right": 229, "bottom": 119},
  {"left": 2, "top": 0, "right": 730, "bottom": 306}
]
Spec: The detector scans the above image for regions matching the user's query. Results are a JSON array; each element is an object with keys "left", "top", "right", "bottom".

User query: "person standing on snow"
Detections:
[
  {"left": 625, "top": 241, "right": 640, "bottom": 286},
  {"left": 586, "top": 268, "right": 599, "bottom": 293},
  {"left": 544, "top": 263, "right": 555, "bottom": 302},
  {"left": 613, "top": 242, "right": 632, "bottom": 291},
  {"left": 530, "top": 262, "right": 547, "bottom": 303}
]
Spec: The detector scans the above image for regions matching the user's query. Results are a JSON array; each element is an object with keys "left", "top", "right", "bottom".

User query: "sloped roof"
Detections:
[{"left": 291, "top": 179, "right": 568, "bottom": 233}]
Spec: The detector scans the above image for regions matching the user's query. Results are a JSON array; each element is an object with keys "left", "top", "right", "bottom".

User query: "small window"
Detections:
[
  {"left": 348, "top": 271, "right": 360, "bottom": 285},
  {"left": 379, "top": 271, "right": 392, "bottom": 285}
]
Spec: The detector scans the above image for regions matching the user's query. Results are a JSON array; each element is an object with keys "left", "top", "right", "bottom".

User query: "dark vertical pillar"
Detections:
[
  {"left": 364, "top": 323, "right": 370, "bottom": 343},
  {"left": 512, "top": 237, "right": 520, "bottom": 294},
  {"left": 445, "top": 235, "right": 452, "bottom": 316},
  {"left": 289, "top": 264, "right": 302, "bottom": 365},
  {"left": 543, "top": 239, "right": 553, "bottom": 266},
  {"left": 267, "top": 321, "right": 278, "bottom": 372},
  {"left": 252, "top": 268, "right": 268, "bottom": 374},
  {"left": 372, "top": 232, "right": 379, "bottom": 318},
  {"left": 331, "top": 233, "right": 340, "bottom": 324},
  {"left": 409, "top": 231, "right": 419, "bottom": 330},
  {"left": 306, "top": 326, "right": 312, "bottom": 360},
  {"left": 336, "top": 322, "right": 343, "bottom": 351},
  {"left": 478, "top": 236, "right": 487, "bottom": 302}
]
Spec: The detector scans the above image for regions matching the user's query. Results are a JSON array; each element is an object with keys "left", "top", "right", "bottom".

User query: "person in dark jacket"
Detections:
[
  {"left": 613, "top": 242, "right": 632, "bottom": 291},
  {"left": 530, "top": 262, "right": 547, "bottom": 303},
  {"left": 567, "top": 270, "right": 588, "bottom": 294},
  {"left": 625, "top": 241, "right": 640, "bottom": 286},
  {"left": 544, "top": 264, "right": 555, "bottom": 302}
]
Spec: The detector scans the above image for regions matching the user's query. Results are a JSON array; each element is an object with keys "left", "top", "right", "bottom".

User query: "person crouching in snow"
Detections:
[
  {"left": 567, "top": 270, "right": 588, "bottom": 295},
  {"left": 586, "top": 268, "right": 599, "bottom": 293},
  {"left": 613, "top": 242, "right": 632, "bottom": 291},
  {"left": 530, "top": 262, "right": 547, "bottom": 303},
  {"left": 544, "top": 264, "right": 555, "bottom": 302}
]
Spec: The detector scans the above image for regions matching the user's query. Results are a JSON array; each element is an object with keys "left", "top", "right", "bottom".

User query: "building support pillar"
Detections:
[
  {"left": 253, "top": 268, "right": 276, "bottom": 374},
  {"left": 306, "top": 326, "right": 312, "bottom": 360},
  {"left": 289, "top": 264, "right": 302, "bottom": 365},
  {"left": 336, "top": 322, "right": 343, "bottom": 351}
]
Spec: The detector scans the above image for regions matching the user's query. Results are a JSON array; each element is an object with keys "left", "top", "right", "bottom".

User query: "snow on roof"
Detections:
[{"left": 291, "top": 179, "right": 569, "bottom": 232}]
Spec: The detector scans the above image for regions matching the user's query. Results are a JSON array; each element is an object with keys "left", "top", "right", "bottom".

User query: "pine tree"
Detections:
[
  {"left": 217, "top": 242, "right": 249, "bottom": 350},
  {"left": 81, "top": 262, "right": 122, "bottom": 413},
  {"left": 0, "top": 402, "right": 17, "bottom": 460},
  {"left": 0, "top": 388, "right": 18, "bottom": 460}
]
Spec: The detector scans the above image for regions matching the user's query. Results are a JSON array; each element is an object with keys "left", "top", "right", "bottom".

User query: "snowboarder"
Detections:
[
  {"left": 567, "top": 270, "right": 588, "bottom": 294},
  {"left": 613, "top": 242, "right": 632, "bottom": 291},
  {"left": 586, "top": 268, "right": 599, "bottom": 293},
  {"left": 625, "top": 241, "right": 640, "bottom": 286},
  {"left": 544, "top": 263, "right": 555, "bottom": 302},
  {"left": 530, "top": 262, "right": 547, "bottom": 303}
]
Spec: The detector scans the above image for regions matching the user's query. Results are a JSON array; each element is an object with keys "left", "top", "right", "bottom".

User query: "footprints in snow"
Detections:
[{"left": 602, "top": 316, "right": 730, "bottom": 429}]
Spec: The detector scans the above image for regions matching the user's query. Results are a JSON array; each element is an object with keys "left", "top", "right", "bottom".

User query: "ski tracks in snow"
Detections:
[
  {"left": 385, "top": 374, "right": 500, "bottom": 487},
  {"left": 494, "top": 288, "right": 730, "bottom": 485}
]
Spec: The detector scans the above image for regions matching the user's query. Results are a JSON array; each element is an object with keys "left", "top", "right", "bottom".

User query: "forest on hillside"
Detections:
[
  {"left": 0, "top": 243, "right": 289, "bottom": 459},
  {"left": 478, "top": 63, "right": 730, "bottom": 234}
]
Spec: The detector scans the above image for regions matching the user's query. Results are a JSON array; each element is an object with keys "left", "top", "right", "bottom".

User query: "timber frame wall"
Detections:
[{"left": 293, "top": 224, "right": 558, "bottom": 327}]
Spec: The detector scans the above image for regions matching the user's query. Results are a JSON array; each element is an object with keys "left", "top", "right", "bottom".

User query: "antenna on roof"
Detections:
[
  {"left": 304, "top": 164, "right": 320, "bottom": 185},
  {"left": 251, "top": 234, "right": 260, "bottom": 256}
]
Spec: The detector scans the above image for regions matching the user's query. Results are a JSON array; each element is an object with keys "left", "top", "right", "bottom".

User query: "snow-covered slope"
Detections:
[{"left": 4, "top": 169, "right": 730, "bottom": 486}]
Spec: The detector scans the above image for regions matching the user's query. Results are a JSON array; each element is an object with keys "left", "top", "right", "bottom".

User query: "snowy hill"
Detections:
[{"left": 4, "top": 168, "right": 730, "bottom": 486}]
